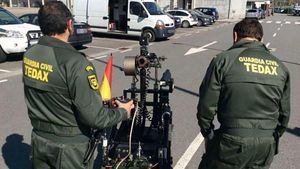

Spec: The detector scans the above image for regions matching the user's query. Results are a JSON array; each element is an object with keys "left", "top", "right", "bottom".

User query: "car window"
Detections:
[
  {"left": 0, "top": 10, "right": 22, "bottom": 25},
  {"left": 32, "top": 15, "right": 39, "bottom": 25},
  {"left": 201, "top": 9, "right": 208, "bottom": 13},
  {"left": 143, "top": 2, "right": 163, "bottom": 15},
  {"left": 176, "top": 11, "right": 188, "bottom": 16},
  {"left": 167, "top": 11, "right": 176, "bottom": 15},
  {"left": 130, "top": 2, "right": 142, "bottom": 16},
  {"left": 19, "top": 15, "right": 30, "bottom": 23}
]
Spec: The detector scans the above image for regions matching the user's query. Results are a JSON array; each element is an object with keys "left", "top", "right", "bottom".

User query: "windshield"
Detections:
[
  {"left": 248, "top": 9, "right": 257, "bottom": 12},
  {"left": 189, "top": 11, "right": 199, "bottom": 16},
  {"left": 143, "top": 2, "right": 163, "bottom": 15},
  {"left": 196, "top": 11, "right": 205, "bottom": 15},
  {"left": 0, "top": 10, "right": 22, "bottom": 25}
]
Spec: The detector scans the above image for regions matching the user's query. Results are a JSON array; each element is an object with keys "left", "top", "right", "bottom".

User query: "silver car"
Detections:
[{"left": 246, "top": 9, "right": 261, "bottom": 19}]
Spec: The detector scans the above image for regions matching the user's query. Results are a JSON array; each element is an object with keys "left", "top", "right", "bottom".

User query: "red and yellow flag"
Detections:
[{"left": 100, "top": 54, "right": 113, "bottom": 101}]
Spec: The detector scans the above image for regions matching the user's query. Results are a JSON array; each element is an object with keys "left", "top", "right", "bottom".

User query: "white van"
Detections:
[{"left": 73, "top": 0, "right": 175, "bottom": 42}]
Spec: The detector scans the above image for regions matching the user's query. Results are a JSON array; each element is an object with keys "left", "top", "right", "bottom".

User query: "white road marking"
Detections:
[
  {"left": 273, "top": 33, "right": 277, "bottom": 37},
  {"left": 85, "top": 45, "right": 119, "bottom": 51},
  {"left": 120, "top": 49, "right": 132, "bottom": 53},
  {"left": 295, "top": 22, "right": 300, "bottom": 25},
  {"left": 0, "top": 69, "right": 22, "bottom": 79},
  {"left": 266, "top": 21, "right": 272, "bottom": 23},
  {"left": 276, "top": 21, "right": 281, "bottom": 24},
  {"left": 88, "top": 55, "right": 107, "bottom": 61},
  {"left": 285, "top": 21, "right": 291, "bottom": 24},
  {"left": 0, "top": 69, "right": 11, "bottom": 73},
  {"left": 185, "top": 33, "right": 192, "bottom": 37},
  {"left": 93, "top": 37, "right": 136, "bottom": 43},
  {"left": 259, "top": 20, "right": 263, "bottom": 23},
  {"left": 185, "top": 41, "right": 218, "bottom": 56},
  {"left": 266, "top": 42, "right": 271, "bottom": 48},
  {"left": 0, "top": 79, "right": 8, "bottom": 83},
  {"left": 277, "top": 28, "right": 281, "bottom": 31},
  {"left": 174, "top": 133, "right": 204, "bottom": 169}
]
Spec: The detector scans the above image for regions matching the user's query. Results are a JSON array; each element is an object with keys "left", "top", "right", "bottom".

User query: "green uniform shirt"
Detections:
[
  {"left": 23, "top": 36, "right": 127, "bottom": 138},
  {"left": 197, "top": 39, "right": 290, "bottom": 137}
]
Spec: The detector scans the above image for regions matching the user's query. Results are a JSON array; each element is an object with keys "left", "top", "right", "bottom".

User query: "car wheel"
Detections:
[
  {"left": 142, "top": 29, "right": 156, "bottom": 42},
  {"left": 0, "top": 47, "right": 7, "bottom": 63},
  {"left": 182, "top": 21, "right": 190, "bottom": 28}
]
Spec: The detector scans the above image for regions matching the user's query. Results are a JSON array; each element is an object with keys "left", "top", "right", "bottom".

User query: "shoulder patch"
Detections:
[
  {"left": 86, "top": 66, "right": 94, "bottom": 72},
  {"left": 88, "top": 74, "right": 99, "bottom": 90}
]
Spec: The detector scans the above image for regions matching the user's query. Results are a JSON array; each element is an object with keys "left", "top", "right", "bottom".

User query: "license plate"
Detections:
[
  {"left": 76, "top": 28, "right": 88, "bottom": 34},
  {"left": 29, "top": 32, "right": 42, "bottom": 39}
]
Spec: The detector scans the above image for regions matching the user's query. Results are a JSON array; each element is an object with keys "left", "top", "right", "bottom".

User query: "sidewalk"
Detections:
[
  {"left": 4, "top": 7, "right": 38, "bottom": 16},
  {"left": 217, "top": 18, "right": 243, "bottom": 23}
]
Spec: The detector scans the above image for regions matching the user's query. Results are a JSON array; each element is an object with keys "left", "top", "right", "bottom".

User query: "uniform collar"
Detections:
[
  {"left": 229, "top": 39, "right": 269, "bottom": 51},
  {"left": 38, "top": 36, "right": 77, "bottom": 52}
]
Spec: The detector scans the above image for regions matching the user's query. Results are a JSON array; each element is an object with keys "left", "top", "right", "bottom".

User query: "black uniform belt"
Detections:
[
  {"left": 220, "top": 128, "right": 274, "bottom": 137},
  {"left": 31, "top": 119, "right": 89, "bottom": 136}
]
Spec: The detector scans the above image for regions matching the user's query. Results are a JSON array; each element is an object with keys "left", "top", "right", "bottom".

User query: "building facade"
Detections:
[
  {"left": 158, "top": 0, "right": 248, "bottom": 19},
  {"left": 0, "top": 0, "right": 71, "bottom": 8},
  {"left": 1, "top": 0, "right": 272, "bottom": 20}
]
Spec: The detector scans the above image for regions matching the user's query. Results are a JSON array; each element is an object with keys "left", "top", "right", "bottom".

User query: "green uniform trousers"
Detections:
[
  {"left": 199, "top": 131, "right": 276, "bottom": 169},
  {"left": 31, "top": 132, "right": 94, "bottom": 169}
]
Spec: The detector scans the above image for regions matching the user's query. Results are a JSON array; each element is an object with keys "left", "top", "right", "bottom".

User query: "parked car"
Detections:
[
  {"left": 0, "top": 7, "right": 42, "bottom": 62},
  {"left": 292, "top": 6, "right": 300, "bottom": 16},
  {"left": 194, "top": 7, "right": 219, "bottom": 20},
  {"left": 273, "top": 7, "right": 287, "bottom": 13},
  {"left": 194, "top": 10, "right": 215, "bottom": 22},
  {"left": 190, "top": 10, "right": 213, "bottom": 26},
  {"left": 166, "top": 13, "right": 181, "bottom": 28},
  {"left": 246, "top": 9, "right": 261, "bottom": 19},
  {"left": 166, "top": 10, "right": 198, "bottom": 28},
  {"left": 19, "top": 13, "right": 93, "bottom": 47},
  {"left": 258, "top": 8, "right": 266, "bottom": 19}
]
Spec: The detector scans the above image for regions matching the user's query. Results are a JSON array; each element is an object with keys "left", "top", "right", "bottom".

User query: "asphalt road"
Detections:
[{"left": 0, "top": 14, "right": 299, "bottom": 169}]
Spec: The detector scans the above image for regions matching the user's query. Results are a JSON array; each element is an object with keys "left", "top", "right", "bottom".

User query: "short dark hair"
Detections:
[
  {"left": 38, "top": 1, "right": 73, "bottom": 36},
  {"left": 233, "top": 18, "right": 263, "bottom": 41}
]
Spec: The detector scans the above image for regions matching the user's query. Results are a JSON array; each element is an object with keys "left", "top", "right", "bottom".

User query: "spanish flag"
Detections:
[{"left": 100, "top": 54, "right": 113, "bottom": 101}]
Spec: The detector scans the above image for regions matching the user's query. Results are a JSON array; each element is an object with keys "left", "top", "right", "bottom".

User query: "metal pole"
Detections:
[
  {"left": 28, "top": 0, "right": 30, "bottom": 8},
  {"left": 42, "top": 0, "right": 45, "bottom": 5},
  {"left": 9, "top": 0, "right": 12, "bottom": 7},
  {"left": 228, "top": 0, "right": 232, "bottom": 19}
]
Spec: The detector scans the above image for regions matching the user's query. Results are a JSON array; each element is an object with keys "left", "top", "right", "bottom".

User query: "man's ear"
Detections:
[
  {"left": 233, "top": 32, "right": 238, "bottom": 43},
  {"left": 67, "top": 19, "right": 74, "bottom": 34}
]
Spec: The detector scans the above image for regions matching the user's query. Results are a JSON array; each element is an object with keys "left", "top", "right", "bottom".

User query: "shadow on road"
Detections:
[
  {"left": 92, "top": 32, "right": 172, "bottom": 42},
  {"left": 286, "top": 127, "right": 300, "bottom": 137},
  {"left": 2, "top": 134, "right": 31, "bottom": 169},
  {"left": 93, "top": 32, "right": 140, "bottom": 41},
  {"left": 6, "top": 53, "right": 24, "bottom": 62}
]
